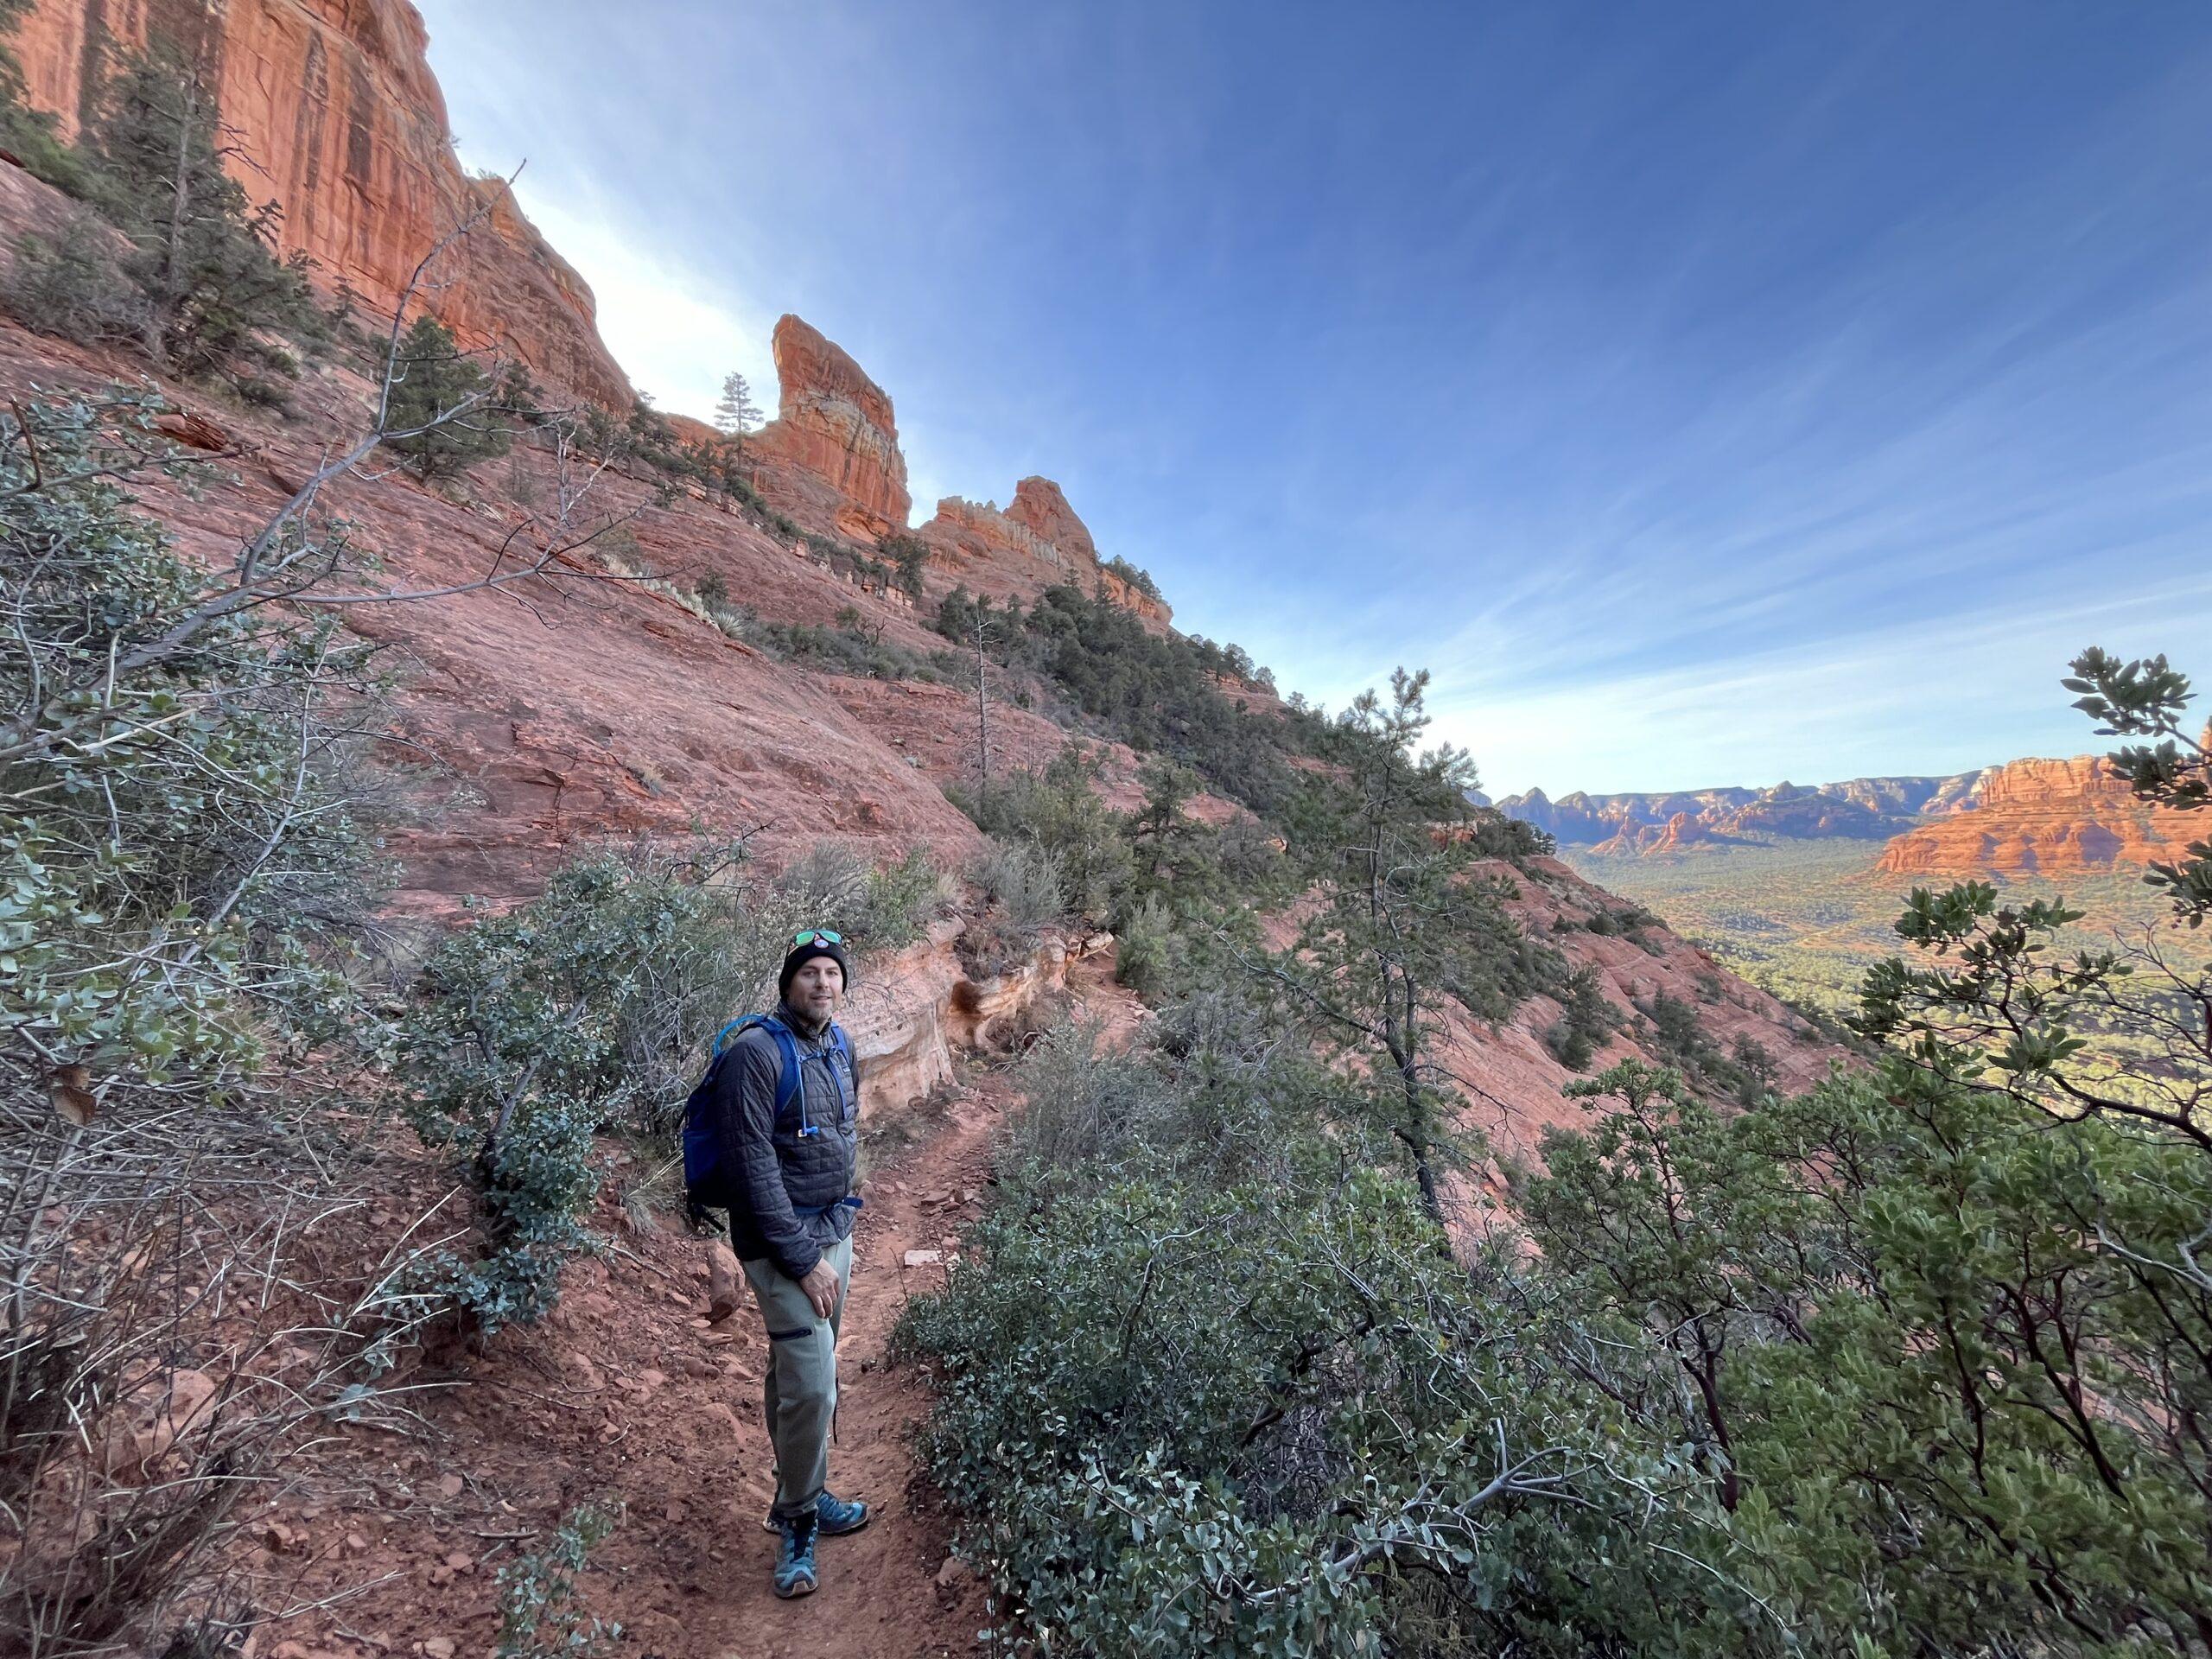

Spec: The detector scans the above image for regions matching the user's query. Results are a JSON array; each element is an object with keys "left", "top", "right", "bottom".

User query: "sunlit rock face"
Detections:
[
  {"left": 744, "top": 314, "right": 913, "bottom": 542},
  {"left": 1876, "top": 754, "right": 2189, "bottom": 875},
  {"left": 920, "top": 482, "right": 1171, "bottom": 626}
]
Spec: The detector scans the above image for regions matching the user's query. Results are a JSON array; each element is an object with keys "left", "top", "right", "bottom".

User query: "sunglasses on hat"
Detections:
[{"left": 791, "top": 929, "right": 844, "bottom": 948}]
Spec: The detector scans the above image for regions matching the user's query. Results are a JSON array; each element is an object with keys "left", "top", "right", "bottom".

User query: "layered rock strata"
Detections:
[
  {"left": 1875, "top": 755, "right": 2190, "bottom": 877},
  {"left": 1504, "top": 769, "right": 1990, "bottom": 850}
]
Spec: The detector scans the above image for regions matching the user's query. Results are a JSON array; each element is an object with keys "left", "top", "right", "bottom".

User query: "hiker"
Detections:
[{"left": 689, "top": 928, "right": 868, "bottom": 1599}]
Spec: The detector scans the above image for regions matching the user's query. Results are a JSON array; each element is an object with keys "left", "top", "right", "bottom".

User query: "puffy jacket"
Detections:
[{"left": 707, "top": 1004, "right": 860, "bottom": 1280}]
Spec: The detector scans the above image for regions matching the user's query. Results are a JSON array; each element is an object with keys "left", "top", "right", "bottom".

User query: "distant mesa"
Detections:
[
  {"left": 1874, "top": 754, "right": 2188, "bottom": 877},
  {"left": 1499, "top": 769, "right": 1995, "bottom": 854},
  {"left": 1590, "top": 810, "right": 1735, "bottom": 857}
]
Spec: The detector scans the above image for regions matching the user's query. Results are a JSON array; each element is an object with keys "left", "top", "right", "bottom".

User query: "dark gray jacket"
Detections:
[{"left": 708, "top": 1002, "right": 860, "bottom": 1280}]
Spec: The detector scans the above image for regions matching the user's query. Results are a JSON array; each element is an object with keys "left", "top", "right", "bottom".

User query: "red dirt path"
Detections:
[{"left": 255, "top": 957, "right": 1142, "bottom": 1659}]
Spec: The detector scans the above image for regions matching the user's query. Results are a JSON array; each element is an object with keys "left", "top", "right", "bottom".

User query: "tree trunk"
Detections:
[
  {"left": 974, "top": 617, "right": 991, "bottom": 793},
  {"left": 153, "top": 78, "right": 197, "bottom": 365}
]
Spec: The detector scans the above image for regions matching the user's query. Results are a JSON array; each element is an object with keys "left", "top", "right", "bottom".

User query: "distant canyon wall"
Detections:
[
  {"left": 1510, "top": 753, "right": 2192, "bottom": 880},
  {"left": 1874, "top": 754, "right": 2193, "bottom": 878},
  {"left": 1501, "top": 770, "right": 1990, "bottom": 851}
]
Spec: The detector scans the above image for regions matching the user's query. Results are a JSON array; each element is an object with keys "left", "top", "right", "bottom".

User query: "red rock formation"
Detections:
[
  {"left": 1875, "top": 754, "right": 2188, "bottom": 876},
  {"left": 1589, "top": 811, "right": 1722, "bottom": 857},
  {"left": 744, "top": 314, "right": 912, "bottom": 541},
  {"left": 919, "top": 485, "right": 1171, "bottom": 626},
  {"left": 11, "top": 0, "right": 632, "bottom": 404},
  {"left": 1003, "top": 476, "right": 1095, "bottom": 564}
]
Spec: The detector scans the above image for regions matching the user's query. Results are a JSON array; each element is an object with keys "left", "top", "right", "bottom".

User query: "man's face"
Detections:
[{"left": 790, "top": 957, "right": 845, "bottom": 1020}]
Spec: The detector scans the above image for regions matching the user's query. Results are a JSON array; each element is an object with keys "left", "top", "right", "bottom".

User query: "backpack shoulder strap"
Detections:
[{"left": 712, "top": 1014, "right": 804, "bottom": 1114}]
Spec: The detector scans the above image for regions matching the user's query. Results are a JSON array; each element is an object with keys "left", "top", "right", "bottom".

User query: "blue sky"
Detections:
[{"left": 414, "top": 1, "right": 2212, "bottom": 797}]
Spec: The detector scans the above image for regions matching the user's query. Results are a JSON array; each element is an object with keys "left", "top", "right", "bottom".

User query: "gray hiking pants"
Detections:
[{"left": 741, "top": 1236, "right": 853, "bottom": 1520}]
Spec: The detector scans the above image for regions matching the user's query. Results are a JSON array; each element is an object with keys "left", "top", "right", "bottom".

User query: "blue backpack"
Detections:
[{"left": 682, "top": 1014, "right": 854, "bottom": 1212}]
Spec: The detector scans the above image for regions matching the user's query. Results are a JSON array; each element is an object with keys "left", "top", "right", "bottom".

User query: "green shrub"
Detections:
[
  {"left": 1543, "top": 1018, "right": 1595, "bottom": 1071},
  {"left": 901, "top": 1155, "right": 1738, "bottom": 1658},
  {"left": 1113, "top": 893, "right": 1173, "bottom": 999},
  {"left": 969, "top": 840, "right": 1065, "bottom": 931},
  {"left": 397, "top": 855, "right": 728, "bottom": 1332},
  {"left": 777, "top": 841, "right": 947, "bottom": 956},
  {"left": 396, "top": 839, "right": 935, "bottom": 1332},
  {"left": 952, "top": 745, "right": 1133, "bottom": 919},
  {"left": 495, "top": 1504, "right": 622, "bottom": 1659},
  {"left": 880, "top": 531, "right": 931, "bottom": 599},
  {"left": 741, "top": 614, "right": 935, "bottom": 680},
  {"left": 0, "top": 9, "right": 93, "bottom": 197},
  {"left": 1541, "top": 963, "right": 1615, "bottom": 1071},
  {"left": 1101, "top": 553, "right": 1161, "bottom": 602},
  {"left": 381, "top": 314, "right": 512, "bottom": 478},
  {"left": 1, "top": 391, "right": 385, "bottom": 1096},
  {"left": 3, "top": 214, "right": 147, "bottom": 344},
  {"left": 82, "top": 50, "right": 321, "bottom": 375},
  {"left": 1525, "top": 1058, "right": 2212, "bottom": 1655}
]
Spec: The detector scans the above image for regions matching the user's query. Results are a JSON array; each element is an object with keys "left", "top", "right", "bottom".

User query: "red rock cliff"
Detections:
[
  {"left": 11, "top": 0, "right": 632, "bottom": 404},
  {"left": 1875, "top": 754, "right": 2188, "bottom": 876},
  {"left": 744, "top": 314, "right": 912, "bottom": 542},
  {"left": 920, "top": 479, "right": 1171, "bottom": 626}
]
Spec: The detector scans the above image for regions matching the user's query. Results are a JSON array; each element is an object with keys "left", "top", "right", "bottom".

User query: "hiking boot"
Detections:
[
  {"left": 773, "top": 1514, "right": 819, "bottom": 1599},
  {"left": 760, "top": 1490, "right": 871, "bottom": 1536}
]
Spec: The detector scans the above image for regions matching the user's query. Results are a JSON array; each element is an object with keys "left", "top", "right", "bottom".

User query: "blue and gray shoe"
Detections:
[
  {"left": 773, "top": 1514, "right": 819, "bottom": 1599},
  {"left": 760, "top": 1490, "right": 871, "bottom": 1536}
]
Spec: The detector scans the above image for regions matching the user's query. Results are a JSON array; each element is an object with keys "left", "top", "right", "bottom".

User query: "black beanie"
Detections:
[{"left": 779, "top": 933, "right": 852, "bottom": 1001}]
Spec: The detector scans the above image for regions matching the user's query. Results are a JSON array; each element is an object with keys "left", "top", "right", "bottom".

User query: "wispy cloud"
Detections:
[{"left": 414, "top": 2, "right": 2212, "bottom": 797}]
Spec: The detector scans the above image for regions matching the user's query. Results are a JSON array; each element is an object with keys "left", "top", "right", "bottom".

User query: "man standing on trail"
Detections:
[{"left": 705, "top": 928, "right": 869, "bottom": 1599}]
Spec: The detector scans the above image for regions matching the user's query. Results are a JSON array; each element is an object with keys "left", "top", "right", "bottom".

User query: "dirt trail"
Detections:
[
  {"left": 266, "top": 959, "right": 1141, "bottom": 1659},
  {"left": 493, "top": 1082, "right": 1010, "bottom": 1659}
]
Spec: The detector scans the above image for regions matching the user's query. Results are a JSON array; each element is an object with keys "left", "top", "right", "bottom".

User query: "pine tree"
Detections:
[
  {"left": 1272, "top": 670, "right": 1486, "bottom": 1220},
  {"left": 83, "top": 49, "right": 316, "bottom": 374},
  {"left": 381, "top": 314, "right": 511, "bottom": 478},
  {"left": 713, "top": 371, "right": 763, "bottom": 437}
]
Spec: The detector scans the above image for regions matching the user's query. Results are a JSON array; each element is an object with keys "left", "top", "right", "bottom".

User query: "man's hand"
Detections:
[{"left": 799, "top": 1260, "right": 842, "bottom": 1319}]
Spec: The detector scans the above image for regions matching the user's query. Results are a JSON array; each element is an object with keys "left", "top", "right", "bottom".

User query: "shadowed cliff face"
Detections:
[{"left": 14, "top": 0, "right": 634, "bottom": 404}]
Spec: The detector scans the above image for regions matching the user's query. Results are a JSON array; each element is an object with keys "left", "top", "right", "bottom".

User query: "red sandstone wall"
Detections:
[
  {"left": 1875, "top": 754, "right": 2188, "bottom": 875},
  {"left": 12, "top": 0, "right": 632, "bottom": 404}
]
